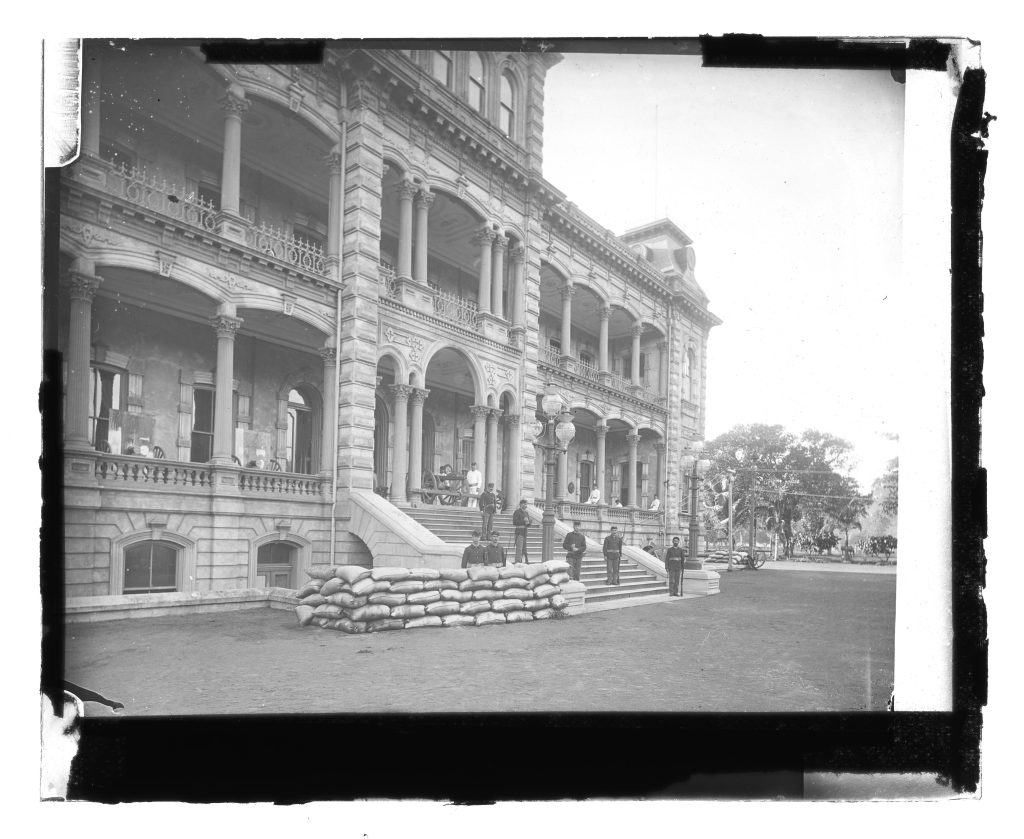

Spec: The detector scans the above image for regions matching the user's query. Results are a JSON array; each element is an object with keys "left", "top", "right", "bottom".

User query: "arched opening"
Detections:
[
  {"left": 285, "top": 386, "right": 318, "bottom": 474},
  {"left": 374, "top": 355, "right": 400, "bottom": 495},
  {"left": 123, "top": 540, "right": 179, "bottom": 594},
  {"left": 422, "top": 409, "right": 437, "bottom": 477},
  {"left": 256, "top": 540, "right": 298, "bottom": 589},
  {"left": 423, "top": 347, "right": 480, "bottom": 487},
  {"left": 500, "top": 71, "right": 516, "bottom": 139}
]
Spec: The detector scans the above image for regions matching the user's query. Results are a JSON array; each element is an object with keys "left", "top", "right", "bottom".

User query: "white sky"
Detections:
[{"left": 543, "top": 53, "right": 905, "bottom": 490}]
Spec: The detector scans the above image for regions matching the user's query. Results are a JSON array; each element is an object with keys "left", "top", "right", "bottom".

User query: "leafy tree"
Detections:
[{"left": 881, "top": 457, "right": 899, "bottom": 518}]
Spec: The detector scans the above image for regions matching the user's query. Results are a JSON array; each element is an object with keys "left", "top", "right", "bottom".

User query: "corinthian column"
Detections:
[
  {"left": 560, "top": 284, "right": 574, "bottom": 360},
  {"left": 491, "top": 234, "right": 507, "bottom": 319},
  {"left": 211, "top": 306, "right": 243, "bottom": 464},
  {"left": 325, "top": 146, "right": 344, "bottom": 265},
  {"left": 474, "top": 228, "right": 495, "bottom": 314},
  {"left": 389, "top": 385, "right": 412, "bottom": 503},
  {"left": 396, "top": 180, "right": 417, "bottom": 282},
  {"left": 219, "top": 84, "right": 248, "bottom": 218},
  {"left": 598, "top": 304, "right": 611, "bottom": 374},
  {"left": 595, "top": 422, "right": 607, "bottom": 504},
  {"left": 626, "top": 432, "right": 640, "bottom": 507},
  {"left": 471, "top": 405, "right": 490, "bottom": 476},
  {"left": 408, "top": 387, "right": 430, "bottom": 499},
  {"left": 631, "top": 323, "right": 643, "bottom": 386},
  {"left": 319, "top": 342, "right": 337, "bottom": 476},
  {"left": 413, "top": 190, "right": 434, "bottom": 285},
  {"left": 65, "top": 264, "right": 102, "bottom": 450},
  {"left": 486, "top": 408, "right": 502, "bottom": 489},
  {"left": 505, "top": 415, "right": 521, "bottom": 505}
]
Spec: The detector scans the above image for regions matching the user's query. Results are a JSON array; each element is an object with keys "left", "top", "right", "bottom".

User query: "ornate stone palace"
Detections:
[{"left": 55, "top": 42, "right": 720, "bottom": 602}]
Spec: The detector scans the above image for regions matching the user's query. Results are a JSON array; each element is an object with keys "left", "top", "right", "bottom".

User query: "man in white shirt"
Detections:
[
  {"left": 465, "top": 461, "right": 482, "bottom": 508},
  {"left": 649, "top": 495, "right": 661, "bottom": 511}
]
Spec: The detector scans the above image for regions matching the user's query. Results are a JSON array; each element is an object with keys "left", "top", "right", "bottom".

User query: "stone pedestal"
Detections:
[
  {"left": 559, "top": 580, "right": 587, "bottom": 615},
  {"left": 682, "top": 569, "right": 720, "bottom": 596},
  {"left": 476, "top": 311, "right": 510, "bottom": 343}
]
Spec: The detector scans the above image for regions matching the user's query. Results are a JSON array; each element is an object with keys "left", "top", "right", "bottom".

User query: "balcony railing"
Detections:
[
  {"left": 116, "top": 164, "right": 218, "bottom": 233},
  {"left": 542, "top": 343, "right": 561, "bottom": 365},
  {"left": 379, "top": 261, "right": 398, "bottom": 298},
  {"left": 575, "top": 359, "right": 602, "bottom": 384},
  {"left": 433, "top": 288, "right": 478, "bottom": 329},
  {"left": 238, "top": 471, "right": 326, "bottom": 496},
  {"left": 245, "top": 222, "right": 328, "bottom": 276}
]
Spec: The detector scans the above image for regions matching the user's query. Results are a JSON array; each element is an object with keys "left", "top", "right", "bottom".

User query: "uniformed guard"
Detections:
[
  {"left": 478, "top": 483, "right": 497, "bottom": 540},
  {"left": 461, "top": 530, "right": 487, "bottom": 568},
  {"left": 602, "top": 525, "right": 624, "bottom": 585},
  {"left": 562, "top": 520, "right": 587, "bottom": 581},
  {"left": 663, "top": 535, "right": 687, "bottom": 596},
  {"left": 512, "top": 499, "right": 532, "bottom": 564},
  {"left": 484, "top": 531, "right": 506, "bottom": 567}
]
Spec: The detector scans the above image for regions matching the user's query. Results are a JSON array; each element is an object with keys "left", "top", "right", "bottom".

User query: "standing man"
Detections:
[
  {"left": 562, "top": 520, "right": 587, "bottom": 582},
  {"left": 663, "top": 535, "right": 687, "bottom": 596},
  {"left": 479, "top": 482, "right": 497, "bottom": 540},
  {"left": 484, "top": 531, "right": 507, "bottom": 567},
  {"left": 465, "top": 461, "right": 482, "bottom": 508},
  {"left": 602, "top": 525, "right": 624, "bottom": 586},
  {"left": 512, "top": 499, "right": 531, "bottom": 564},
  {"left": 461, "top": 531, "right": 487, "bottom": 568}
]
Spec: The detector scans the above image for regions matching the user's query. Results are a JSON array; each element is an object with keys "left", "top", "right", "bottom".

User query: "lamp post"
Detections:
[
  {"left": 534, "top": 387, "right": 576, "bottom": 566},
  {"left": 680, "top": 445, "right": 711, "bottom": 563}
]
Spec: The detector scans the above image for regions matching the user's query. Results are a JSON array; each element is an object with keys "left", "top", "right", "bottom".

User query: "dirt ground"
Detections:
[{"left": 64, "top": 567, "right": 895, "bottom": 715}]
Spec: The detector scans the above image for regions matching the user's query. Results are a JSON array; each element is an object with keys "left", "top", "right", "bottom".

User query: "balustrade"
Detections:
[
  {"left": 433, "top": 288, "right": 478, "bottom": 328},
  {"left": 238, "top": 470, "right": 326, "bottom": 496},
  {"left": 95, "top": 454, "right": 211, "bottom": 487},
  {"left": 379, "top": 261, "right": 398, "bottom": 298},
  {"left": 112, "top": 164, "right": 217, "bottom": 232},
  {"left": 244, "top": 222, "right": 328, "bottom": 276}
]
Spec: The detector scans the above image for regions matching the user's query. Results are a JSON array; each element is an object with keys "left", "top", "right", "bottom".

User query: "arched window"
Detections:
[
  {"left": 124, "top": 540, "right": 179, "bottom": 594},
  {"left": 500, "top": 72, "right": 516, "bottom": 138},
  {"left": 468, "top": 52, "right": 486, "bottom": 113},
  {"left": 286, "top": 388, "right": 314, "bottom": 474},
  {"left": 257, "top": 541, "right": 297, "bottom": 589},
  {"left": 432, "top": 49, "right": 453, "bottom": 88}
]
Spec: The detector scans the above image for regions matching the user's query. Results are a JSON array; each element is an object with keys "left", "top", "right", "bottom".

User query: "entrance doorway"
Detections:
[{"left": 256, "top": 541, "right": 296, "bottom": 588}]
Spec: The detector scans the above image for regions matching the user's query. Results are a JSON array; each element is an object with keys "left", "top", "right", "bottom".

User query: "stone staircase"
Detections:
[{"left": 402, "top": 505, "right": 668, "bottom": 605}]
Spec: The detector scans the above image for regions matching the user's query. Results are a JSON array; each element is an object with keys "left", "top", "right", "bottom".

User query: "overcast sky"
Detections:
[{"left": 543, "top": 52, "right": 905, "bottom": 491}]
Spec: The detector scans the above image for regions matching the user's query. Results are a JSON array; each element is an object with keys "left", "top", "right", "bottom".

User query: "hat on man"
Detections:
[
  {"left": 672, "top": 536, "right": 680, "bottom": 543},
  {"left": 471, "top": 530, "right": 481, "bottom": 538},
  {"left": 489, "top": 531, "right": 499, "bottom": 539},
  {"left": 610, "top": 526, "right": 618, "bottom": 531},
  {"left": 573, "top": 520, "right": 582, "bottom": 526}
]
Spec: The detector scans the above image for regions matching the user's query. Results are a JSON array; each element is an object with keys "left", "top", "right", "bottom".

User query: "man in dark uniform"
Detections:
[
  {"left": 512, "top": 499, "right": 531, "bottom": 564},
  {"left": 461, "top": 530, "right": 487, "bottom": 568},
  {"left": 663, "top": 535, "right": 687, "bottom": 596},
  {"left": 602, "top": 525, "right": 624, "bottom": 585},
  {"left": 562, "top": 520, "right": 587, "bottom": 581},
  {"left": 484, "top": 531, "right": 506, "bottom": 567},
  {"left": 479, "top": 483, "right": 497, "bottom": 540}
]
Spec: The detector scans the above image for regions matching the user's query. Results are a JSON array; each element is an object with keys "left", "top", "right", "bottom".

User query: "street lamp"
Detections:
[
  {"left": 680, "top": 443, "right": 711, "bottom": 563},
  {"left": 535, "top": 387, "right": 576, "bottom": 565}
]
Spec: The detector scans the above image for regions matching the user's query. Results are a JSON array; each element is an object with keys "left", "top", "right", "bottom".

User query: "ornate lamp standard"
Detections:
[
  {"left": 534, "top": 388, "right": 576, "bottom": 565},
  {"left": 680, "top": 444, "right": 712, "bottom": 563}
]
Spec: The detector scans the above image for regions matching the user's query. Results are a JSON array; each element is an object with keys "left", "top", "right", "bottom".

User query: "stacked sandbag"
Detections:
[
  {"left": 295, "top": 560, "right": 573, "bottom": 633},
  {"left": 706, "top": 550, "right": 745, "bottom": 564}
]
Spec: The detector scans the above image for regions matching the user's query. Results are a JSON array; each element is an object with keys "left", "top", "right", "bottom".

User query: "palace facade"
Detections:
[{"left": 54, "top": 42, "right": 720, "bottom": 601}]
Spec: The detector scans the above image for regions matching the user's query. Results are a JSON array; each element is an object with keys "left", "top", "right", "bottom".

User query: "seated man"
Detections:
[
  {"left": 585, "top": 489, "right": 601, "bottom": 505},
  {"left": 649, "top": 495, "right": 661, "bottom": 511}
]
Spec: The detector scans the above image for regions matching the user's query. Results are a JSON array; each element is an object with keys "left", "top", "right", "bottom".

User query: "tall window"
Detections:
[
  {"left": 500, "top": 72, "right": 516, "bottom": 138},
  {"left": 89, "top": 365, "right": 124, "bottom": 452},
  {"left": 468, "top": 52, "right": 486, "bottom": 113},
  {"left": 124, "top": 541, "right": 178, "bottom": 594},
  {"left": 684, "top": 348, "right": 695, "bottom": 402},
  {"left": 432, "top": 50, "right": 453, "bottom": 88},
  {"left": 191, "top": 386, "right": 214, "bottom": 463},
  {"left": 286, "top": 388, "right": 314, "bottom": 474}
]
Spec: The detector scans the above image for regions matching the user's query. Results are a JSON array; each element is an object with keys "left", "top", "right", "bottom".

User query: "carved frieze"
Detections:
[
  {"left": 61, "top": 221, "right": 123, "bottom": 248},
  {"left": 383, "top": 325, "right": 425, "bottom": 364},
  {"left": 484, "top": 363, "right": 515, "bottom": 389}
]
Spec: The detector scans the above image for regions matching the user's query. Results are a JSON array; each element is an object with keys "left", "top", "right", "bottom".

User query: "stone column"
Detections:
[
  {"left": 471, "top": 405, "right": 489, "bottom": 476},
  {"left": 219, "top": 84, "right": 248, "bottom": 218},
  {"left": 408, "top": 387, "right": 429, "bottom": 500},
  {"left": 396, "top": 180, "right": 417, "bottom": 282},
  {"left": 559, "top": 284, "right": 574, "bottom": 360},
  {"left": 598, "top": 304, "right": 611, "bottom": 374},
  {"left": 211, "top": 306, "right": 243, "bottom": 464},
  {"left": 319, "top": 342, "right": 337, "bottom": 476},
  {"left": 626, "top": 432, "right": 640, "bottom": 507},
  {"left": 659, "top": 340, "right": 669, "bottom": 397},
  {"left": 491, "top": 234, "right": 507, "bottom": 319},
  {"left": 654, "top": 441, "right": 667, "bottom": 502},
  {"left": 474, "top": 229, "right": 495, "bottom": 314},
  {"left": 389, "top": 385, "right": 411, "bottom": 503},
  {"left": 510, "top": 245, "right": 526, "bottom": 330},
  {"left": 506, "top": 415, "right": 521, "bottom": 505},
  {"left": 486, "top": 408, "right": 502, "bottom": 489},
  {"left": 65, "top": 264, "right": 102, "bottom": 450},
  {"left": 556, "top": 447, "right": 568, "bottom": 501},
  {"left": 413, "top": 189, "right": 434, "bottom": 285},
  {"left": 325, "top": 145, "right": 344, "bottom": 265},
  {"left": 595, "top": 422, "right": 607, "bottom": 504},
  {"left": 631, "top": 323, "right": 643, "bottom": 386}
]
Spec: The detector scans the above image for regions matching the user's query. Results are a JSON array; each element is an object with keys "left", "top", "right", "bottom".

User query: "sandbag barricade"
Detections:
[{"left": 296, "top": 563, "right": 573, "bottom": 634}]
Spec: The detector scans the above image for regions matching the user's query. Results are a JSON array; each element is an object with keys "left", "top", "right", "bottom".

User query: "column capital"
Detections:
[
  {"left": 626, "top": 432, "right": 641, "bottom": 446},
  {"left": 510, "top": 244, "right": 527, "bottom": 263},
  {"left": 631, "top": 324, "right": 644, "bottom": 339},
  {"left": 324, "top": 149, "right": 344, "bottom": 174},
  {"left": 470, "top": 404, "right": 492, "bottom": 419},
  {"left": 211, "top": 314, "right": 243, "bottom": 338},
  {"left": 389, "top": 383, "right": 413, "bottom": 401},
  {"left": 658, "top": 339, "right": 669, "bottom": 352},
  {"left": 488, "top": 408, "right": 504, "bottom": 421},
  {"left": 599, "top": 303, "right": 612, "bottom": 321},
  {"left": 319, "top": 346, "right": 337, "bottom": 364},
  {"left": 561, "top": 283, "right": 576, "bottom": 301},
  {"left": 654, "top": 441, "right": 667, "bottom": 453},
  {"left": 410, "top": 387, "right": 430, "bottom": 405},
  {"left": 491, "top": 234, "right": 508, "bottom": 253},
  {"left": 506, "top": 414, "right": 520, "bottom": 428},
  {"left": 67, "top": 271, "right": 102, "bottom": 302},
  {"left": 414, "top": 190, "right": 435, "bottom": 209},
  {"left": 472, "top": 228, "right": 497, "bottom": 248},
  {"left": 395, "top": 179, "right": 418, "bottom": 201},
  {"left": 595, "top": 422, "right": 608, "bottom": 438},
  {"left": 220, "top": 87, "right": 249, "bottom": 117}
]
